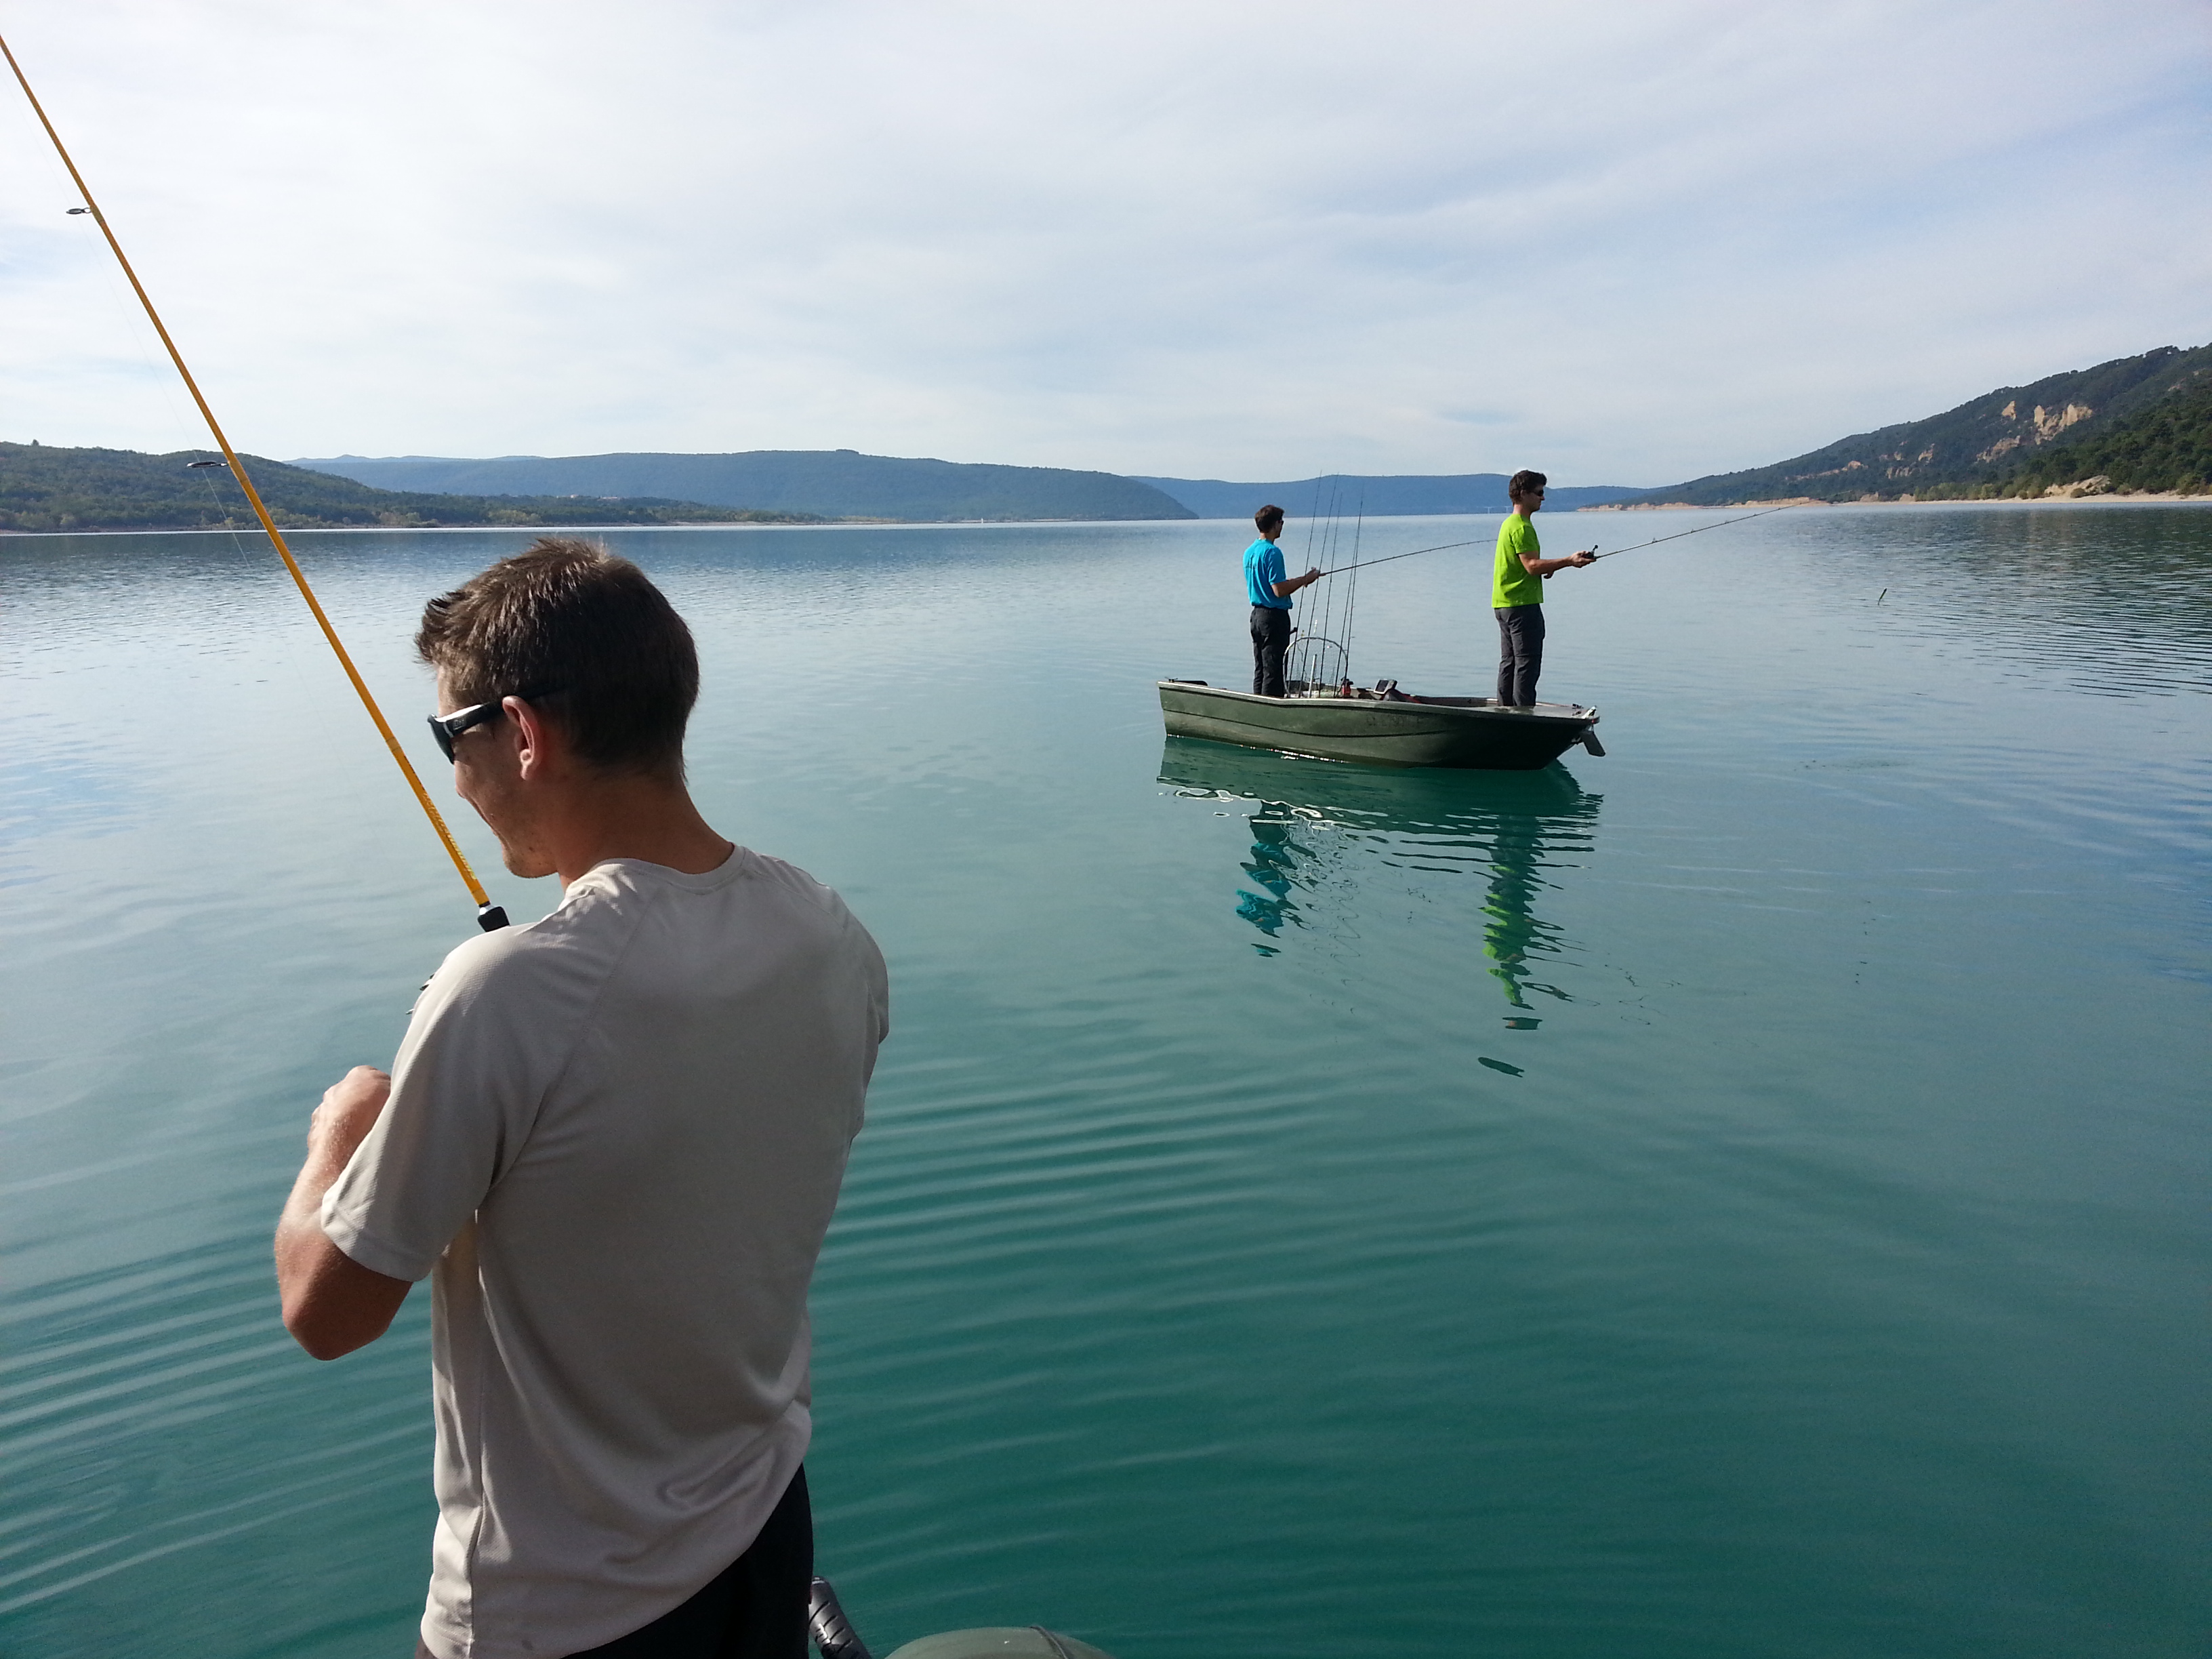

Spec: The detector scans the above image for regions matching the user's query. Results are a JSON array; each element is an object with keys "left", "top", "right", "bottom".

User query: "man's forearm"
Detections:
[
  {"left": 275, "top": 1066, "right": 412, "bottom": 1359},
  {"left": 274, "top": 1131, "right": 355, "bottom": 1290}
]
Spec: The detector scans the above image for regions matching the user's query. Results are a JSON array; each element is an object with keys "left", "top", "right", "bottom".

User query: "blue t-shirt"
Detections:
[{"left": 1244, "top": 537, "right": 1290, "bottom": 609}]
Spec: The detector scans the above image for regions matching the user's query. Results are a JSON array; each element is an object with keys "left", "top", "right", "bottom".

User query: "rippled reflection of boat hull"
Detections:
[
  {"left": 1159, "top": 739, "right": 1593, "bottom": 818},
  {"left": 1158, "top": 680, "right": 1601, "bottom": 769},
  {"left": 1158, "top": 735, "right": 1597, "bottom": 827}
]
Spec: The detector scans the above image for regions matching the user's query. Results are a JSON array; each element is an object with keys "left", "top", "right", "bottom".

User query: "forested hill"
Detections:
[
  {"left": 0, "top": 443, "right": 816, "bottom": 533},
  {"left": 1944, "top": 369, "right": 2212, "bottom": 499},
  {"left": 297, "top": 451, "right": 1194, "bottom": 523},
  {"left": 1627, "top": 342, "right": 2212, "bottom": 505},
  {"left": 1132, "top": 472, "right": 1643, "bottom": 518}
]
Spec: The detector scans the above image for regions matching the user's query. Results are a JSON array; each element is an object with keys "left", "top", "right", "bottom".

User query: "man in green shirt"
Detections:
[{"left": 1493, "top": 469, "right": 1595, "bottom": 706}]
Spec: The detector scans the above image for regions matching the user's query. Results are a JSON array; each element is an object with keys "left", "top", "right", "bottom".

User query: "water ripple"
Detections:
[{"left": 3, "top": 514, "right": 2208, "bottom": 1658}]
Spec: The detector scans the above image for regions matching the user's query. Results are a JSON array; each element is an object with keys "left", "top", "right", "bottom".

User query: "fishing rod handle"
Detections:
[{"left": 810, "top": 1577, "right": 875, "bottom": 1659}]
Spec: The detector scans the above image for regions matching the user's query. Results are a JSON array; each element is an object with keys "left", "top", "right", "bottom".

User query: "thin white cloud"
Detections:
[{"left": 3, "top": 0, "right": 2207, "bottom": 483}]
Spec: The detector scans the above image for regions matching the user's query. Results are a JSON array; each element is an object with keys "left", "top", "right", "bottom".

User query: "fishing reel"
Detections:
[{"left": 811, "top": 1577, "right": 1115, "bottom": 1659}]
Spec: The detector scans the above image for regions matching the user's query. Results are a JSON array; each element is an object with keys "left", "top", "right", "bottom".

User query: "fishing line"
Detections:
[
  {"left": 1341, "top": 493, "right": 1364, "bottom": 685},
  {"left": 1319, "top": 533, "right": 1490, "bottom": 578},
  {"left": 1290, "top": 478, "right": 1325, "bottom": 669},
  {"left": 1583, "top": 501, "right": 1798, "bottom": 559},
  {"left": 1313, "top": 501, "right": 1800, "bottom": 579},
  {"left": 1324, "top": 484, "right": 1349, "bottom": 677},
  {"left": 1299, "top": 482, "right": 1344, "bottom": 689},
  {"left": 1317, "top": 483, "right": 1343, "bottom": 669},
  {"left": 3, "top": 30, "right": 506, "bottom": 929},
  {"left": 70, "top": 198, "right": 369, "bottom": 837},
  {"left": 184, "top": 459, "right": 399, "bottom": 855},
  {"left": 1309, "top": 483, "right": 1332, "bottom": 659},
  {"left": 34, "top": 91, "right": 357, "bottom": 825}
]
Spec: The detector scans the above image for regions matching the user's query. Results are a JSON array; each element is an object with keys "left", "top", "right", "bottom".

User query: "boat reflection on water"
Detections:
[{"left": 1159, "top": 737, "right": 1602, "bottom": 1021}]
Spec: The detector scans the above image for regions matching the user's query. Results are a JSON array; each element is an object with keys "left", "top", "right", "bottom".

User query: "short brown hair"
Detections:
[
  {"left": 1507, "top": 470, "right": 1548, "bottom": 500},
  {"left": 416, "top": 538, "right": 698, "bottom": 776},
  {"left": 1254, "top": 504, "right": 1285, "bottom": 535}
]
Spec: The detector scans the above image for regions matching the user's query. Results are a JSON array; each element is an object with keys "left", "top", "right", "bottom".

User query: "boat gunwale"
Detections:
[{"left": 1157, "top": 680, "right": 1599, "bottom": 729}]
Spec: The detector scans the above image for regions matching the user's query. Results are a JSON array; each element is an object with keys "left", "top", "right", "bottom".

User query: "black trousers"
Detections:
[
  {"left": 1494, "top": 605, "right": 1545, "bottom": 706},
  {"left": 563, "top": 1467, "right": 813, "bottom": 1659},
  {"left": 1251, "top": 605, "right": 1292, "bottom": 697}
]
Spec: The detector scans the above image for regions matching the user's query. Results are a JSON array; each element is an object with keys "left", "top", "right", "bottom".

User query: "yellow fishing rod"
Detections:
[{"left": 3, "top": 31, "right": 508, "bottom": 930}]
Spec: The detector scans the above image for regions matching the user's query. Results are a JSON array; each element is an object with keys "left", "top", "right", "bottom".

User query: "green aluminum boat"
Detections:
[{"left": 1156, "top": 680, "right": 1603, "bottom": 771}]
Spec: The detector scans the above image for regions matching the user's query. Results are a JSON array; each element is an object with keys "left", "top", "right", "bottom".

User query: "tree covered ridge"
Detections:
[
  {"left": 0, "top": 443, "right": 821, "bottom": 533},
  {"left": 1629, "top": 343, "right": 2212, "bottom": 505},
  {"left": 297, "top": 450, "right": 1197, "bottom": 522},
  {"left": 1921, "top": 371, "right": 2212, "bottom": 499}
]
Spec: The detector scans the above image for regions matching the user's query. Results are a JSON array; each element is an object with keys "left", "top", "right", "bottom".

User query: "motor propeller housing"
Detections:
[{"left": 810, "top": 1578, "right": 1117, "bottom": 1659}]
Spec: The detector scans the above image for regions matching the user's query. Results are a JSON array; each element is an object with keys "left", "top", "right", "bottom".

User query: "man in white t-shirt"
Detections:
[{"left": 273, "top": 539, "right": 888, "bottom": 1659}]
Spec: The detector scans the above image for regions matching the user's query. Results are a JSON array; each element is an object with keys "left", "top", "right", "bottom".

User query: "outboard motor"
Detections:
[{"left": 811, "top": 1577, "right": 1116, "bottom": 1659}]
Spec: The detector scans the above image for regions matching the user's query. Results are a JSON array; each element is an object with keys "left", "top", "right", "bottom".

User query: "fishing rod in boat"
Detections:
[
  {"left": 1311, "top": 500, "right": 1799, "bottom": 578},
  {"left": 2, "top": 31, "right": 509, "bottom": 931}
]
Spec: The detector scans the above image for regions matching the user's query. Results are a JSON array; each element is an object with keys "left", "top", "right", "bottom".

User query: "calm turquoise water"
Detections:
[{"left": 4, "top": 506, "right": 2209, "bottom": 1659}]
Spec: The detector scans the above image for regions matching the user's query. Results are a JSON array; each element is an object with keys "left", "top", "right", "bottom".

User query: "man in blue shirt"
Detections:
[{"left": 1244, "top": 504, "right": 1320, "bottom": 697}]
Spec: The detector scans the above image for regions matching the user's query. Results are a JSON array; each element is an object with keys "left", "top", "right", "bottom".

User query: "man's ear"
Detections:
[{"left": 505, "top": 695, "right": 556, "bottom": 779}]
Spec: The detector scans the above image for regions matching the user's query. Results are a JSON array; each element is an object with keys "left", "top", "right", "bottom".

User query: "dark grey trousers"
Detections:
[
  {"left": 1252, "top": 605, "right": 1292, "bottom": 697},
  {"left": 1495, "top": 604, "right": 1545, "bottom": 706}
]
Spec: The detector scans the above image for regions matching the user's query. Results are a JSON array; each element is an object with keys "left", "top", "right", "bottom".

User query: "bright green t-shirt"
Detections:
[{"left": 1493, "top": 514, "right": 1544, "bottom": 607}]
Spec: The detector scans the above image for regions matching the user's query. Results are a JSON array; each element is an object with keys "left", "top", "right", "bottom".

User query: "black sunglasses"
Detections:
[{"left": 427, "top": 689, "right": 563, "bottom": 762}]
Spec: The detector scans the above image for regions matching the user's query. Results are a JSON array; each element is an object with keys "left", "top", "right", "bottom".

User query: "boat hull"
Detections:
[{"left": 1157, "top": 681, "right": 1599, "bottom": 770}]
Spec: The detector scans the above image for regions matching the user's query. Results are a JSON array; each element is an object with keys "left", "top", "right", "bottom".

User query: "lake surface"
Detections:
[{"left": 3, "top": 505, "right": 2208, "bottom": 1659}]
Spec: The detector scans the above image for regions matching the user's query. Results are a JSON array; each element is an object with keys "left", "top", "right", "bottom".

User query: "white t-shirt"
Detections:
[{"left": 321, "top": 851, "right": 888, "bottom": 1659}]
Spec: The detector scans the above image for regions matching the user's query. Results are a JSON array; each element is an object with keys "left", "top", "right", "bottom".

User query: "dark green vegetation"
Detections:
[
  {"left": 1132, "top": 472, "right": 1642, "bottom": 517},
  {"left": 1629, "top": 342, "right": 2212, "bottom": 506},
  {"left": 0, "top": 443, "right": 817, "bottom": 533},
  {"left": 1940, "top": 369, "right": 2212, "bottom": 499},
  {"left": 296, "top": 450, "right": 1194, "bottom": 523}
]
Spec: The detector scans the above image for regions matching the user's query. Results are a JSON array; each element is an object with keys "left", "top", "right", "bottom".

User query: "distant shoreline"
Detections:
[
  {"left": 8, "top": 497, "right": 2210, "bottom": 539},
  {"left": 0, "top": 515, "right": 1206, "bottom": 539}
]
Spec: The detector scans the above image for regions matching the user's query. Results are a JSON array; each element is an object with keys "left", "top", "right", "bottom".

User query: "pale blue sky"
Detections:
[{"left": 3, "top": 0, "right": 2207, "bottom": 485}]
